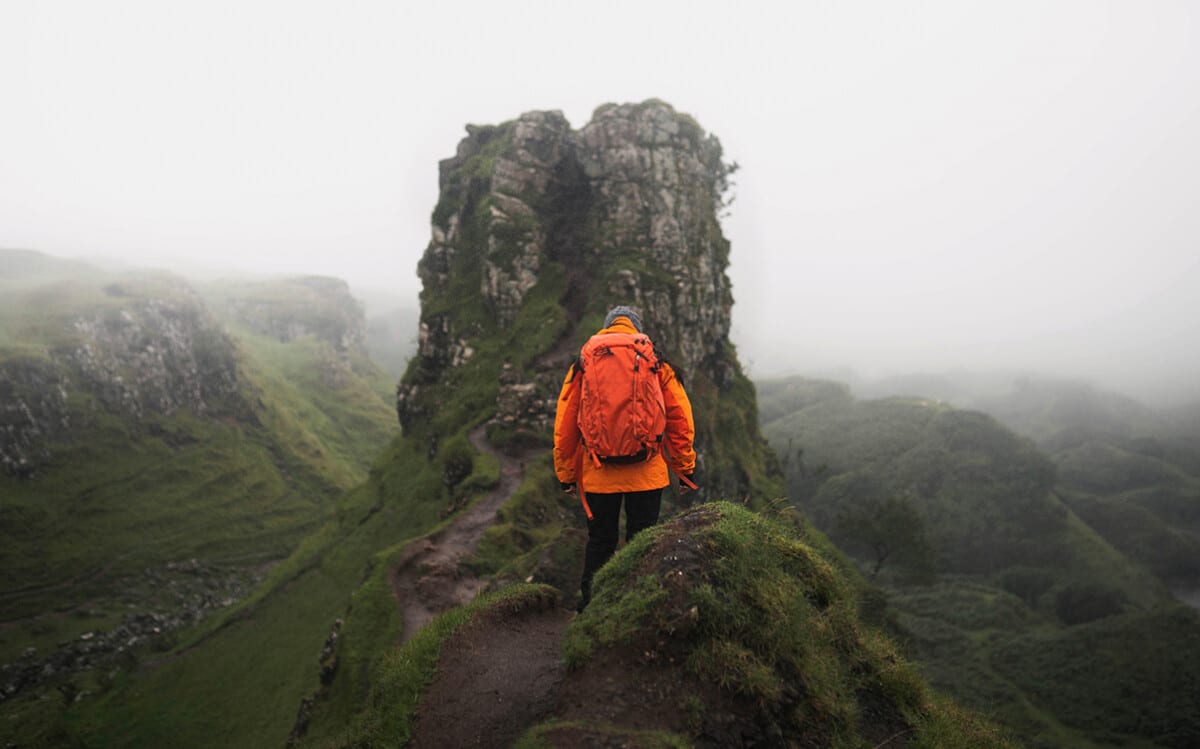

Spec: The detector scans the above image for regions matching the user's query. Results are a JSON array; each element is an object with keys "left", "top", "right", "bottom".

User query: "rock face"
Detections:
[
  {"left": 0, "top": 358, "right": 71, "bottom": 477},
  {"left": 69, "top": 285, "right": 240, "bottom": 421},
  {"left": 576, "top": 103, "right": 736, "bottom": 375},
  {"left": 0, "top": 277, "right": 241, "bottom": 476},
  {"left": 398, "top": 100, "right": 776, "bottom": 498}
]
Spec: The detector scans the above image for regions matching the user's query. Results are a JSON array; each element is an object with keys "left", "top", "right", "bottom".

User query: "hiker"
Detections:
[{"left": 553, "top": 305, "right": 698, "bottom": 612}]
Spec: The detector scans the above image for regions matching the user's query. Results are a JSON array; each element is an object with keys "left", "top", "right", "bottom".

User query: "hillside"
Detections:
[
  {"left": 759, "top": 374, "right": 1200, "bottom": 748},
  {"left": 0, "top": 103, "right": 1020, "bottom": 748},
  {"left": 858, "top": 373, "right": 1200, "bottom": 595},
  {"left": 0, "top": 253, "right": 398, "bottom": 735},
  {"left": 338, "top": 503, "right": 1013, "bottom": 748}
]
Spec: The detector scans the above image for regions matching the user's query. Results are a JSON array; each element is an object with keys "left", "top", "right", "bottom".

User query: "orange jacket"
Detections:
[{"left": 553, "top": 317, "right": 696, "bottom": 493}]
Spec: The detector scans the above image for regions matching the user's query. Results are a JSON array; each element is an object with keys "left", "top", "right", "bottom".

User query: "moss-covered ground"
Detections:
[{"left": 554, "top": 502, "right": 1015, "bottom": 747}]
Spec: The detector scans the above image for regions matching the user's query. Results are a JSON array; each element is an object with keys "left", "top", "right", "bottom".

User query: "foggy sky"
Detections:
[{"left": 2, "top": 1, "right": 1198, "bottom": 405}]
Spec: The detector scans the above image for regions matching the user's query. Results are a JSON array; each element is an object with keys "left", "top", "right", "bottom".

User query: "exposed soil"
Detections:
[
  {"left": 407, "top": 510, "right": 710, "bottom": 749},
  {"left": 409, "top": 604, "right": 572, "bottom": 749}
]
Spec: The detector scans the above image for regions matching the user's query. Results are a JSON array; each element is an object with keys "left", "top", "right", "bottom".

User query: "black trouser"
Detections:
[{"left": 578, "top": 488, "right": 663, "bottom": 610}]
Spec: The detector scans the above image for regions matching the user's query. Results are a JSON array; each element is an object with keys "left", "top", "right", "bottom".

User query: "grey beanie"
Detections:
[{"left": 604, "top": 305, "right": 643, "bottom": 332}]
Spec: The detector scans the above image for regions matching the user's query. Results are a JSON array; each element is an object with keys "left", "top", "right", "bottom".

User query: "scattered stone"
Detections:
[{"left": 0, "top": 559, "right": 263, "bottom": 703}]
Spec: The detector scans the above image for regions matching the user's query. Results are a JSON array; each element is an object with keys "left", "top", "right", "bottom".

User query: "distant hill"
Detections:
[
  {"left": 0, "top": 248, "right": 100, "bottom": 282},
  {"left": 759, "top": 374, "right": 1200, "bottom": 747},
  {"left": 858, "top": 372, "right": 1200, "bottom": 593},
  {"left": 0, "top": 251, "right": 397, "bottom": 714}
]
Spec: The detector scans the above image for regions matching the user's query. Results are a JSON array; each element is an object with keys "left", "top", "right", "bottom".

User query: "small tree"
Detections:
[{"left": 836, "top": 495, "right": 936, "bottom": 583}]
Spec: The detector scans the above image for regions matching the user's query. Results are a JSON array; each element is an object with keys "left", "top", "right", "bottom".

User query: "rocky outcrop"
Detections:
[
  {"left": 0, "top": 276, "right": 242, "bottom": 476},
  {"left": 0, "top": 357, "right": 71, "bottom": 477},
  {"left": 576, "top": 103, "right": 736, "bottom": 376},
  {"left": 68, "top": 289, "right": 240, "bottom": 421},
  {"left": 397, "top": 100, "right": 776, "bottom": 499},
  {"left": 0, "top": 559, "right": 260, "bottom": 703}
]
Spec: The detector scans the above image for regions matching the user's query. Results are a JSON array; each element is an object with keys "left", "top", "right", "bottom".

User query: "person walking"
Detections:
[{"left": 553, "top": 305, "right": 698, "bottom": 612}]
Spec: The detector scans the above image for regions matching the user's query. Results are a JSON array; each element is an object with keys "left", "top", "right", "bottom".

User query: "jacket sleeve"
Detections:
[
  {"left": 553, "top": 363, "right": 582, "bottom": 484},
  {"left": 659, "top": 364, "right": 696, "bottom": 475}
]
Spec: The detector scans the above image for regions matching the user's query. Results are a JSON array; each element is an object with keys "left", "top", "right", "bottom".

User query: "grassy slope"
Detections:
[
  {"left": 78, "top": 447, "right": 423, "bottom": 748},
  {"left": 0, "top": 265, "right": 402, "bottom": 745},
  {"left": 0, "top": 280, "right": 395, "bottom": 606},
  {"left": 865, "top": 372, "right": 1200, "bottom": 591},
  {"left": 2, "top": 432, "right": 453, "bottom": 748}
]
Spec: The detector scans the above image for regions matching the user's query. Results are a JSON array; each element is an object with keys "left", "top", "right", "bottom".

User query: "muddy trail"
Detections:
[
  {"left": 390, "top": 425, "right": 550, "bottom": 643},
  {"left": 390, "top": 422, "right": 581, "bottom": 746},
  {"left": 409, "top": 603, "right": 572, "bottom": 748}
]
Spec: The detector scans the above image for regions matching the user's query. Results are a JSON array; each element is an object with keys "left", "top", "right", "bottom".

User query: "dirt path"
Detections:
[
  {"left": 389, "top": 424, "right": 543, "bottom": 643},
  {"left": 392, "top": 422, "right": 579, "bottom": 746},
  {"left": 409, "top": 605, "right": 572, "bottom": 748}
]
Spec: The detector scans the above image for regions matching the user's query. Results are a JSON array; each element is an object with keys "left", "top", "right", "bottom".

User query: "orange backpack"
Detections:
[{"left": 577, "top": 332, "right": 667, "bottom": 464}]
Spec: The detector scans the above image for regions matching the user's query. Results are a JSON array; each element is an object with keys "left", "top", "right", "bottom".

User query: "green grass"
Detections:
[
  {"left": 0, "top": 266, "right": 409, "bottom": 746},
  {"left": 13, "top": 434, "right": 452, "bottom": 749},
  {"left": 466, "top": 458, "right": 577, "bottom": 573},
  {"left": 0, "top": 410, "right": 329, "bottom": 623},
  {"left": 991, "top": 605, "right": 1200, "bottom": 747}
]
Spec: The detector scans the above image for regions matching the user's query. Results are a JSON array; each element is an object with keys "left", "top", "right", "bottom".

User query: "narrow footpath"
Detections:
[
  {"left": 390, "top": 423, "right": 578, "bottom": 747},
  {"left": 389, "top": 424, "right": 543, "bottom": 642}
]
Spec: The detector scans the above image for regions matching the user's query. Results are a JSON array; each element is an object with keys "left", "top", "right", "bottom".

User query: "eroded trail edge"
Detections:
[{"left": 390, "top": 424, "right": 540, "bottom": 642}]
